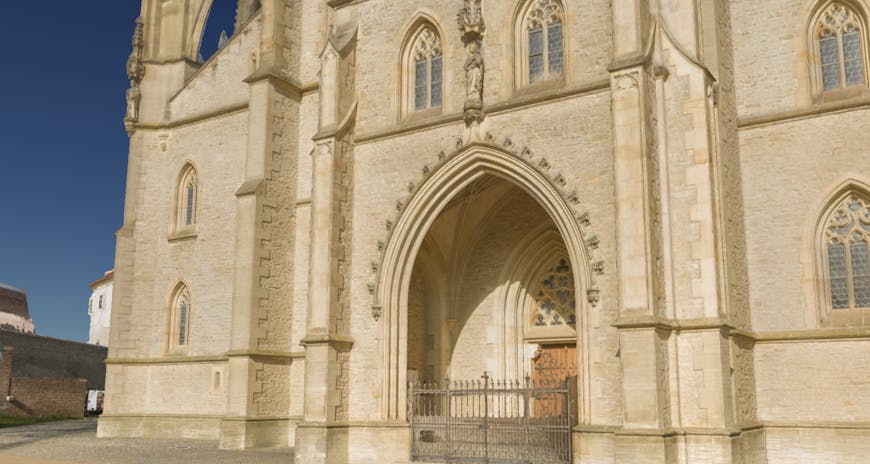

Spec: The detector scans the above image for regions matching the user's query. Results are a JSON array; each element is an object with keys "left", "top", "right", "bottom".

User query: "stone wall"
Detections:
[{"left": 0, "top": 330, "right": 107, "bottom": 390}]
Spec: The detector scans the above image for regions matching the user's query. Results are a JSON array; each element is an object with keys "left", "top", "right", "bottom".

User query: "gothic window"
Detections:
[
  {"left": 813, "top": 3, "right": 867, "bottom": 92},
  {"left": 173, "top": 164, "right": 199, "bottom": 236},
  {"left": 822, "top": 194, "right": 870, "bottom": 311},
  {"left": 410, "top": 27, "right": 443, "bottom": 112},
  {"left": 520, "top": 0, "right": 565, "bottom": 86},
  {"left": 169, "top": 284, "right": 192, "bottom": 351},
  {"left": 531, "top": 259, "right": 576, "bottom": 329}
]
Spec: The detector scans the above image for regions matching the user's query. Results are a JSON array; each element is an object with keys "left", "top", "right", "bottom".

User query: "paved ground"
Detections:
[{"left": 0, "top": 419, "right": 294, "bottom": 464}]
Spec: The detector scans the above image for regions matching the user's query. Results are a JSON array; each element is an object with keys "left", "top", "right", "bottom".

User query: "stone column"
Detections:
[
  {"left": 294, "top": 32, "right": 354, "bottom": 464},
  {"left": 220, "top": 0, "right": 300, "bottom": 449},
  {"left": 607, "top": 0, "right": 675, "bottom": 462}
]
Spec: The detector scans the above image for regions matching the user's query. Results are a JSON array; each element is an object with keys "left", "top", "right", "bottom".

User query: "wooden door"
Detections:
[{"left": 533, "top": 344, "right": 577, "bottom": 419}]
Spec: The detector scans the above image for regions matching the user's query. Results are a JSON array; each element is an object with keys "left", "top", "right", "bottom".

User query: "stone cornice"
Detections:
[
  {"left": 354, "top": 79, "right": 610, "bottom": 145},
  {"left": 326, "top": 0, "right": 368, "bottom": 9},
  {"left": 752, "top": 326, "right": 870, "bottom": 343},
  {"left": 225, "top": 350, "right": 300, "bottom": 363},
  {"left": 299, "top": 334, "right": 355, "bottom": 351},
  {"left": 738, "top": 96, "right": 870, "bottom": 130},
  {"left": 244, "top": 66, "right": 318, "bottom": 98},
  {"left": 613, "top": 316, "right": 736, "bottom": 333},
  {"left": 105, "top": 355, "right": 227, "bottom": 365},
  {"left": 134, "top": 103, "right": 249, "bottom": 132}
]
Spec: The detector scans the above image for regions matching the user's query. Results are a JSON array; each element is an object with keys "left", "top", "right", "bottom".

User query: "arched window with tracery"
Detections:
[
  {"left": 408, "top": 26, "right": 443, "bottom": 112},
  {"left": 531, "top": 259, "right": 576, "bottom": 329},
  {"left": 813, "top": 2, "right": 868, "bottom": 92},
  {"left": 168, "top": 284, "right": 192, "bottom": 352},
  {"left": 823, "top": 194, "right": 870, "bottom": 312},
  {"left": 519, "top": 0, "right": 565, "bottom": 86},
  {"left": 173, "top": 164, "right": 199, "bottom": 236}
]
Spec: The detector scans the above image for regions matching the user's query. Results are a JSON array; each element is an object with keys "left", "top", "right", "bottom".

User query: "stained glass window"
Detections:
[
  {"left": 815, "top": 3, "right": 866, "bottom": 91},
  {"left": 177, "top": 165, "right": 198, "bottom": 231},
  {"left": 842, "top": 27, "right": 865, "bottom": 86},
  {"left": 548, "top": 22, "right": 563, "bottom": 75},
  {"left": 524, "top": 0, "right": 564, "bottom": 84},
  {"left": 531, "top": 259, "right": 576, "bottom": 329},
  {"left": 185, "top": 184, "right": 196, "bottom": 225},
  {"left": 178, "top": 300, "right": 188, "bottom": 345},
  {"left": 415, "top": 58, "right": 427, "bottom": 110},
  {"left": 430, "top": 55, "right": 442, "bottom": 107},
  {"left": 851, "top": 240, "right": 870, "bottom": 307},
  {"left": 529, "top": 27, "right": 544, "bottom": 83},
  {"left": 410, "top": 27, "right": 442, "bottom": 112},
  {"left": 820, "top": 32, "right": 841, "bottom": 91},
  {"left": 824, "top": 194, "right": 870, "bottom": 311},
  {"left": 829, "top": 243, "right": 850, "bottom": 309},
  {"left": 171, "top": 287, "right": 191, "bottom": 350}
]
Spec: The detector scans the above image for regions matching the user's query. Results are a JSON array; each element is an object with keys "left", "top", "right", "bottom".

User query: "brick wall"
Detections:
[
  {"left": 0, "top": 348, "right": 11, "bottom": 397},
  {"left": 1, "top": 377, "right": 87, "bottom": 418},
  {"left": 0, "top": 348, "right": 87, "bottom": 418}
]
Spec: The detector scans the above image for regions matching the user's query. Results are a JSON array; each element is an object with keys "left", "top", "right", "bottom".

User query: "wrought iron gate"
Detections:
[{"left": 409, "top": 372, "right": 574, "bottom": 464}]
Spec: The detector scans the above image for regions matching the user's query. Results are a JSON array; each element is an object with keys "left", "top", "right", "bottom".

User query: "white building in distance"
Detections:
[{"left": 88, "top": 270, "right": 113, "bottom": 346}]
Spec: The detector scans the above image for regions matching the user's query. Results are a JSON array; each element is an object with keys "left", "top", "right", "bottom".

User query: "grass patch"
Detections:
[{"left": 0, "top": 416, "right": 76, "bottom": 428}]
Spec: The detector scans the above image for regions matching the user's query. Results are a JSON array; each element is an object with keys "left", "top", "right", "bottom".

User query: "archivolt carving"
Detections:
[
  {"left": 371, "top": 135, "right": 604, "bottom": 421},
  {"left": 367, "top": 135, "right": 605, "bottom": 322}
]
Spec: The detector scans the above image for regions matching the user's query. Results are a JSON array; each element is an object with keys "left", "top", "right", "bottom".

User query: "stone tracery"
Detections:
[
  {"left": 824, "top": 194, "right": 870, "bottom": 309},
  {"left": 814, "top": 2, "right": 866, "bottom": 90},
  {"left": 522, "top": 0, "right": 564, "bottom": 84},
  {"left": 532, "top": 259, "right": 577, "bottom": 328}
]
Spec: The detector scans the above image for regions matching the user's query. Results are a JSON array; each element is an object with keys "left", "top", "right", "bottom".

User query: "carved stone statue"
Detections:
[
  {"left": 458, "top": 0, "right": 486, "bottom": 126},
  {"left": 125, "top": 17, "right": 145, "bottom": 135},
  {"left": 464, "top": 41, "right": 484, "bottom": 107}
]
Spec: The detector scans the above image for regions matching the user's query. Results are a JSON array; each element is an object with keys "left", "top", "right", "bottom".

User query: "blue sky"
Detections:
[{"left": 0, "top": 1, "right": 237, "bottom": 342}]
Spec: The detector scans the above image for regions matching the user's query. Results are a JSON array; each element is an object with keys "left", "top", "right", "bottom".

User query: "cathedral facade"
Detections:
[{"left": 99, "top": 0, "right": 870, "bottom": 462}]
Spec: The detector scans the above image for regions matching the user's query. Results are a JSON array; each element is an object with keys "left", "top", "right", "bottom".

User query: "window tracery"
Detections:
[
  {"left": 174, "top": 164, "right": 199, "bottom": 235},
  {"left": 814, "top": 3, "right": 867, "bottom": 91},
  {"left": 824, "top": 194, "right": 870, "bottom": 310},
  {"left": 532, "top": 259, "right": 576, "bottom": 328},
  {"left": 523, "top": 0, "right": 564, "bottom": 84},
  {"left": 169, "top": 285, "right": 192, "bottom": 351},
  {"left": 411, "top": 27, "right": 443, "bottom": 111}
]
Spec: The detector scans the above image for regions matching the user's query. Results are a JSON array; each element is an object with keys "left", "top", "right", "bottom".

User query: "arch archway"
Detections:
[{"left": 375, "top": 144, "right": 594, "bottom": 421}]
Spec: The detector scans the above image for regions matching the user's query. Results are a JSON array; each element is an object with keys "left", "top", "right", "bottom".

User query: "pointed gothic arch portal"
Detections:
[{"left": 376, "top": 144, "right": 594, "bottom": 423}]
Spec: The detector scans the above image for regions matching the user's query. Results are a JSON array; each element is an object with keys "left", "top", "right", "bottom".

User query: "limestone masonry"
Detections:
[{"left": 99, "top": 1, "right": 870, "bottom": 463}]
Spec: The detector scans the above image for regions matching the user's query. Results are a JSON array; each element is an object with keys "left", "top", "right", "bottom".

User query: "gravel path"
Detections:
[{"left": 0, "top": 419, "right": 294, "bottom": 464}]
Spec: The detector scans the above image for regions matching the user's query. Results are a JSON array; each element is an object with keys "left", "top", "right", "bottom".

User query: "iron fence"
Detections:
[{"left": 409, "top": 372, "right": 574, "bottom": 464}]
